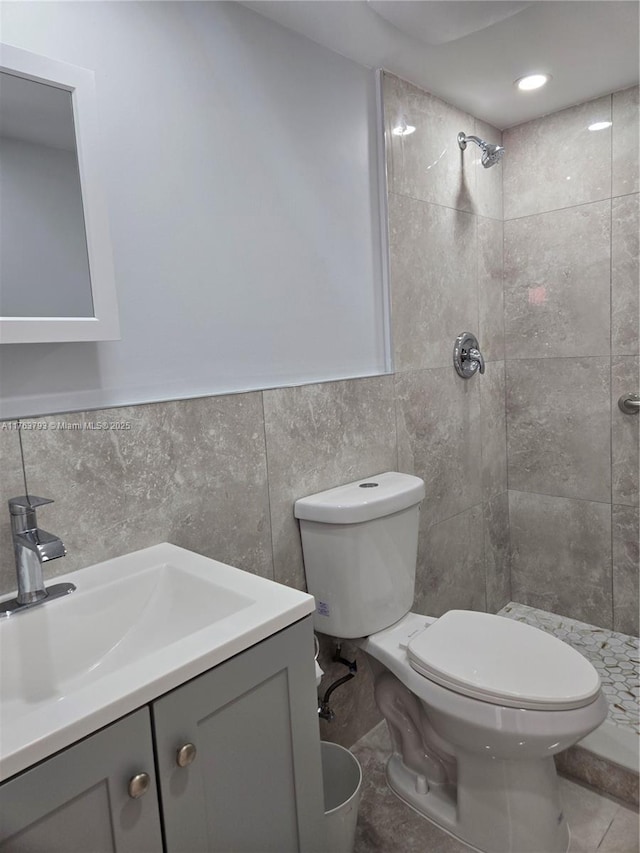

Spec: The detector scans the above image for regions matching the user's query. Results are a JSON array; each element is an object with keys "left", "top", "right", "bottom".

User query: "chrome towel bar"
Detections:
[{"left": 618, "top": 393, "right": 640, "bottom": 414}]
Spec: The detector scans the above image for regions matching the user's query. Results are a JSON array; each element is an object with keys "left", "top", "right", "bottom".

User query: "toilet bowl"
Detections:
[
  {"left": 359, "top": 611, "right": 607, "bottom": 853},
  {"left": 294, "top": 473, "right": 608, "bottom": 853}
]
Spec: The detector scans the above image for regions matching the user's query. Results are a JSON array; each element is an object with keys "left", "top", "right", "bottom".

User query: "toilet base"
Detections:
[{"left": 385, "top": 749, "right": 569, "bottom": 853}]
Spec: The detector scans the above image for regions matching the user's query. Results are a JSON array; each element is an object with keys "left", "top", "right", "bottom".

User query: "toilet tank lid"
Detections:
[{"left": 294, "top": 472, "right": 425, "bottom": 524}]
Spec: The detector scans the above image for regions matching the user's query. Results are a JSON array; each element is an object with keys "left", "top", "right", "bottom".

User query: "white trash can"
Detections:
[{"left": 321, "top": 741, "right": 363, "bottom": 853}]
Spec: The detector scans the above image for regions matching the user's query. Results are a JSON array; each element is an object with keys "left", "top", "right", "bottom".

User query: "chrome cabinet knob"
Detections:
[
  {"left": 128, "top": 772, "right": 151, "bottom": 799},
  {"left": 176, "top": 742, "right": 197, "bottom": 768}
]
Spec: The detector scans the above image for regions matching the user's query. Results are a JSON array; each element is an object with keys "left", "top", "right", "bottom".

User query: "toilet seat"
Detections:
[{"left": 407, "top": 610, "right": 601, "bottom": 711}]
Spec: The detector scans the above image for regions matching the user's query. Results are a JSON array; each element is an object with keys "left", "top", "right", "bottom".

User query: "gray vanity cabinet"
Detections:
[
  {"left": 0, "top": 617, "right": 325, "bottom": 853},
  {"left": 0, "top": 708, "right": 163, "bottom": 852},
  {"left": 153, "top": 616, "right": 326, "bottom": 853}
]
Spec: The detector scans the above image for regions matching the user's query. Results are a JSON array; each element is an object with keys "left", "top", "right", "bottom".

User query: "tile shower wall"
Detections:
[
  {"left": 503, "top": 86, "right": 639, "bottom": 635},
  {"left": 0, "top": 71, "right": 510, "bottom": 749},
  {"left": 384, "top": 73, "right": 510, "bottom": 617}
]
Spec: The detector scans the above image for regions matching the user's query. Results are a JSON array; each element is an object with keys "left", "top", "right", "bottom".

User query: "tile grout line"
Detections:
[
  {"left": 17, "top": 421, "right": 30, "bottom": 499},
  {"left": 392, "top": 373, "right": 400, "bottom": 474},
  {"left": 501, "top": 168, "right": 513, "bottom": 601},
  {"left": 474, "top": 196, "right": 489, "bottom": 614},
  {"left": 387, "top": 189, "right": 495, "bottom": 220},
  {"left": 609, "top": 92, "right": 616, "bottom": 632},
  {"left": 259, "top": 391, "right": 277, "bottom": 583},
  {"left": 503, "top": 194, "right": 613, "bottom": 224}
]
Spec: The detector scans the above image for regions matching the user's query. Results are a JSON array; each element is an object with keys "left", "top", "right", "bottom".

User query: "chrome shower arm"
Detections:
[
  {"left": 457, "top": 133, "right": 485, "bottom": 151},
  {"left": 457, "top": 131, "right": 504, "bottom": 168}
]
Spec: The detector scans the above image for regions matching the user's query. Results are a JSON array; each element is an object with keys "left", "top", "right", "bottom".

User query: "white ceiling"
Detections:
[{"left": 241, "top": 1, "right": 640, "bottom": 129}]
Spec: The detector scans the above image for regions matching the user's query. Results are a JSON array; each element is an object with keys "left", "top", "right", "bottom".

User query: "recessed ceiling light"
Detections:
[
  {"left": 515, "top": 74, "right": 551, "bottom": 91},
  {"left": 392, "top": 118, "right": 416, "bottom": 137},
  {"left": 588, "top": 121, "right": 612, "bottom": 132}
]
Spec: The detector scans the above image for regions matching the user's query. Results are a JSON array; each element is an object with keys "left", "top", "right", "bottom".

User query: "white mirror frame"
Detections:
[{"left": 0, "top": 44, "right": 119, "bottom": 343}]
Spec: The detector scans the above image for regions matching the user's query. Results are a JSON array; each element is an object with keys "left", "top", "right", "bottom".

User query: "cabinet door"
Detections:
[
  {"left": 0, "top": 708, "right": 163, "bottom": 852},
  {"left": 153, "top": 616, "right": 326, "bottom": 853}
]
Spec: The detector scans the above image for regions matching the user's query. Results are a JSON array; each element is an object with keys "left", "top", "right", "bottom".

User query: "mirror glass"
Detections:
[{"left": 0, "top": 71, "right": 93, "bottom": 317}]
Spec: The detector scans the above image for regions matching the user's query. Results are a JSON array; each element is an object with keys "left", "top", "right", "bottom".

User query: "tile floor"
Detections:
[{"left": 351, "top": 723, "right": 640, "bottom": 853}]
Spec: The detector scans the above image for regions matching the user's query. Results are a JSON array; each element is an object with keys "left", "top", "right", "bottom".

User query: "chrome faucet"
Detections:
[{"left": 1, "top": 496, "right": 75, "bottom": 617}]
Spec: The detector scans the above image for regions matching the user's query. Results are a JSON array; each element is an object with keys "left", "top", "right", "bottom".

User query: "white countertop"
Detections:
[{"left": 0, "top": 543, "right": 315, "bottom": 781}]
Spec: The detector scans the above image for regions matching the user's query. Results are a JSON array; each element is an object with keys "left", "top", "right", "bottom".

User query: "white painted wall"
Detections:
[
  {"left": 0, "top": 137, "right": 92, "bottom": 318},
  {"left": 0, "top": 1, "right": 387, "bottom": 418}
]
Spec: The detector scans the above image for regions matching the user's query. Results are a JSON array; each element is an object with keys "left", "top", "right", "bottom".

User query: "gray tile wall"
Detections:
[
  {"left": 0, "top": 384, "right": 396, "bottom": 750},
  {"left": 0, "top": 386, "right": 398, "bottom": 593},
  {"left": 384, "top": 73, "right": 510, "bottom": 619},
  {"left": 504, "top": 87, "right": 639, "bottom": 634}
]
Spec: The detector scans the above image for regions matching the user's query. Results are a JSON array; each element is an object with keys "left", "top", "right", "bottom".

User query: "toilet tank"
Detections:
[{"left": 294, "top": 472, "right": 425, "bottom": 639}]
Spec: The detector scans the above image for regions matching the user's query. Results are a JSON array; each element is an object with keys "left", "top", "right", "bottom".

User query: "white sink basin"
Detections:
[{"left": 0, "top": 544, "right": 315, "bottom": 780}]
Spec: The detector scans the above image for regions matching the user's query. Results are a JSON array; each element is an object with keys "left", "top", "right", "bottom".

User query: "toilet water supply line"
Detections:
[{"left": 316, "top": 635, "right": 358, "bottom": 721}]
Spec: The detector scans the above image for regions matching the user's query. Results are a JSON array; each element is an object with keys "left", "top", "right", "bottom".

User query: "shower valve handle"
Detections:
[
  {"left": 453, "top": 333, "right": 485, "bottom": 379},
  {"left": 467, "top": 347, "right": 485, "bottom": 375}
]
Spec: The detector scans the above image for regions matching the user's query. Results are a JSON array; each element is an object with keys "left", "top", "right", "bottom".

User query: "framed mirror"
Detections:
[{"left": 0, "top": 44, "right": 119, "bottom": 343}]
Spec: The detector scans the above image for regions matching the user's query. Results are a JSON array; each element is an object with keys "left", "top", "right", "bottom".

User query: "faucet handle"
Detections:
[
  {"left": 453, "top": 332, "right": 486, "bottom": 379},
  {"left": 467, "top": 347, "right": 485, "bottom": 375},
  {"left": 8, "top": 496, "right": 54, "bottom": 514}
]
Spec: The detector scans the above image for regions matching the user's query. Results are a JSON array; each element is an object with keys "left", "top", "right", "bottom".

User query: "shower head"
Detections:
[
  {"left": 481, "top": 142, "right": 505, "bottom": 168},
  {"left": 457, "top": 132, "right": 505, "bottom": 168}
]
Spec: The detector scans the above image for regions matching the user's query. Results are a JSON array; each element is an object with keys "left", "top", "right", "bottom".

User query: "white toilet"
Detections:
[{"left": 294, "top": 472, "right": 608, "bottom": 853}]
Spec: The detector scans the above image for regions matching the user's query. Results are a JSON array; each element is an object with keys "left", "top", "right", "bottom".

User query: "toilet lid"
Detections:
[{"left": 407, "top": 610, "right": 601, "bottom": 710}]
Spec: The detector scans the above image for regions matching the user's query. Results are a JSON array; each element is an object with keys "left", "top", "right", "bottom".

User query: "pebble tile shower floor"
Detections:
[{"left": 498, "top": 602, "right": 639, "bottom": 736}]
